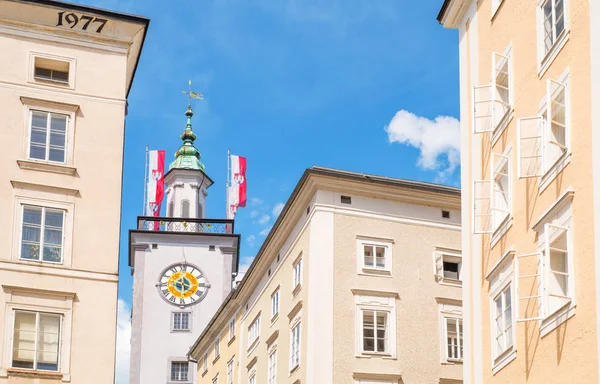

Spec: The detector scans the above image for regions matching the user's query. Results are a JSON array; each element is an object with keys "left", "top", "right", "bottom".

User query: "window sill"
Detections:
[
  {"left": 539, "top": 152, "right": 570, "bottom": 194},
  {"left": 360, "top": 267, "right": 392, "bottom": 276},
  {"left": 439, "top": 278, "right": 462, "bottom": 287},
  {"left": 445, "top": 359, "right": 463, "bottom": 364},
  {"left": 247, "top": 338, "right": 259, "bottom": 355},
  {"left": 227, "top": 335, "right": 236, "bottom": 346},
  {"left": 539, "top": 30, "right": 570, "bottom": 78},
  {"left": 491, "top": 215, "right": 513, "bottom": 248},
  {"left": 357, "top": 352, "right": 392, "bottom": 358},
  {"left": 491, "top": 109, "right": 513, "bottom": 146},
  {"left": 540, "top": 301, "right": 576, "bottom": 338},
  {"left": 18, "top": 257, "right": 64, "bottom": 266},
  {"left": 171, "top": 329, "right": 191, "bottom": 333},
  {"left": 32, "top": 77, "right": 72, "bottom": 89},
  {"left": 212, "top": 355, "right": 220, "bottom": 364},
  {"left": 17, "top": 159, "right": 76, "bottom": 176},
  {"left": 492, "top": 347, "right": 516, "bottom": 375},
  {"left": 270, "top": 313, "right": 279, "bottom": 326},
  {"left": 7, "top": 368, "right": 63, "bottom": 380},
  {"left": 201, "top": 369, "right": 208, "bottom": 378},
  {"left": 292, "top": 284, "right": 302, "bottom": 298},
  {"left": 289, "top": 364, "right": 300, "bottom": 375}
]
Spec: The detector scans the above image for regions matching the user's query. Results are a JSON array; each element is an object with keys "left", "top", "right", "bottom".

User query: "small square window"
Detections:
[
  {"left": 442, "top": 210, "right": 451, "bottom": 219},
  {"left": 170, "top": 361, "right": 189, "bottom": 382},
  {"left": 443, "top": 261, "right": 459, "bottom": 280},
  {"left": 341, "top": 195, "right": 352, "bottom": 204},
  {"left": 34, "top": 57, "right": 70, "bottom": 84},
  {"left": 358, "top": 239, "right": 392, "bottom": 274},
  {"left": 172, "top": 312, "right": 190, "bottom": 331},
  {"left": 434, "top": 250, "right": 462, "bottom": 283}
]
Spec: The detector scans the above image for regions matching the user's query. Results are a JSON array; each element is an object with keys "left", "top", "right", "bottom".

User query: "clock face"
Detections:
[{"left": 156, "top": 263, "right": 210, "bottom": 307}]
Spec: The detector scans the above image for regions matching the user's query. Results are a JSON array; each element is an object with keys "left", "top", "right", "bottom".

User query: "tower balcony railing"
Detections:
[{"left": 137, "top": 216, "right": 234, "bottom": 235}]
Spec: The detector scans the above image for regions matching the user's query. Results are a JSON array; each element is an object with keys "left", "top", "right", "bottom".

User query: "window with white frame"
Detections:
[
  {"left": 363, "top": 244, "right": 387, "bottom": 270},
  {"left": 361, "top": 310, "right": 388, "bottom": 354},
  {"left": 29, "top": 110, "right": 68, "bottom": 163},
  {"left": 12, "top": 311, "right": 61, "bottom": 371},
  {"left": 229, "top": 318, "right": 235, "bottom": 341},
  {"left": 292, "top": 258, "right": 302, "bottom": 289},
  {"left": 172, "top": 312, "right": 190, "bottom": 331},
  {"left": 473, "top": 48, "right": 512, "bottom": 136},
  {"left": 493, "top": 285, "right": 513, "bottom": 359},
  {"left": 214, "top": 338, "right": 220, "bottom": 359},
  {"left": 543, "top": 223, "right": 572, "bottom": 315},
  {"left": 491, "top": 150, "right": 511, "bottom": 230},
  {"left": 540, "top": 0, "right": 566, "bottom": 58},
  {"left": 290, "top": 321, "right": 301, "bottom": 369},
  {"left": 248, "top": 370, "right": 256, "bottom": 384},
  {"left": 20, "top": 205, "right": 64, "bottom": 263},
  {"left": 271, "top": 289, "right": 279, "bottom": 319},
  {"left": 268, "top": 347, "right": 277, "bottom": 384},
  {"left": 212, "top": 374, "right": 218, "bottom": 384},
  {"left": 518, "top": 77, "right": 569, "bottom": 180},
  {"left": 33, "top": 56, "right": 70, "bottom": 84},
  {"left": 248, "top": 316, "right": 260, "bottom": 348},
  {"left": 227, "top": 358, "right": 234, "bottom": 384},
  {"left": 170, "top": 361, "right": 189, "bottom": 382},
  {"left": 433, "top": 249, "right": 462, "bottom": 283},
  {"left": 445, "top": 317, "right": 463, "bottom": 361},
  {"left": 202, "top": 354, "right": 208, "bottom": 372}
]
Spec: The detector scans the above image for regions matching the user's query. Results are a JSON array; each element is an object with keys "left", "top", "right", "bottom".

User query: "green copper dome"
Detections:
[{"left": 169, "top": 103, "right": 206, "bottom": 172}]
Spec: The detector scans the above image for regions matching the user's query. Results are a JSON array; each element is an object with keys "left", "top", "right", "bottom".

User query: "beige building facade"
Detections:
[
  {"left": 0, "top": 0, "right": 147, "bottom": 382},
  {"left": 189, "top": 167, "right": 463, "bottom": 384},
  {"left": 438, "top": 0, "right": 600, "bottom": 382}
]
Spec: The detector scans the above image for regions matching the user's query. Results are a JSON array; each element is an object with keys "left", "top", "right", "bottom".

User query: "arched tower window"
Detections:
[
  {"left": 168, "top": 201, "right": 174, "bottom": 217},
  {"left": 181, "top": 200, "right": 190, "bottom": 218}
]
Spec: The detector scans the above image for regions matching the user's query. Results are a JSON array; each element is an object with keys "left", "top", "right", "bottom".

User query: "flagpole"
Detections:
[
  {"left": 143, "top": 145, "right": 149, "bottom": 216},
  {"left": 226, "top": 148, "right": 231, "bottom": 219}
]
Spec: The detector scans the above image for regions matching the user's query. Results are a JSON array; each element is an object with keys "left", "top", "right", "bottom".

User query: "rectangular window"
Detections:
[
  {"left": 293, "top": 259, "right": 302, "bottom": 288},
  {"left": 445, "top": 317, "right": 463, "bottom": 361},
  {"left": 248, "top": 373, "right": 256, "bottom": 384},
  {"left": 268, "top": 349, "right": 277, "bottom": 384},
  {"left": 212, "top": 375, "right": 218, "bottom": 384},
  {"left": 443, "top": 261, "right": 460, "bottom": 280},
  {"left": 248, "top": 316, "right": 260, "bottom": 348},
  {"left": 12, "top": 311, "right": 61, "bottom": 371},
  {"left": 271, "top": 290, "right": 280, "bottom": 319},
  {"left": 229, "top": 318, "right": 235, "bottom": 341},
  {"left": 34, "top": 57, "right": 69, "bottom": 84},
  {"left": 20, "top": 205, "right": 64, "bottom": 263},
  {"left": 491, "top": 151, "right": 511, "bottom": 230},
  {"left": 493, "top": 285, "right": 513, "bottom": 359},
  {"left": 29, "top": 110, "right": 68, "bottom": 163},
  {"left": 363, "top": 244, "right": 387, "bottom": 270},
  {"left": 434, "top": 249, "right": 462, "bottom": 283},
  {"left": 173, "top": 312, "right": 190, "bottom": 331},
  {"left": 227, "top": 359, "right": 234, "bottom": 384},
  {"left": 171, "top": 362, "right": 189, "bottom": 382},
  {"left": 541, "top": 0, "right": 565, "bottom": 56},
  {"left": 544, "top": 223, "right": 572, "bottom": 314},
  {"left": 361, "top": 310, "right": 388, "bottom": 354},
  {"left": 214, "top": 338, "right": 220, "bottom": 359},
  {"left": 290, "top": 323, "right": 301, "bottom": 369},
  {"left": 202, "top": 354, "right": 208, "bottom": 372}
]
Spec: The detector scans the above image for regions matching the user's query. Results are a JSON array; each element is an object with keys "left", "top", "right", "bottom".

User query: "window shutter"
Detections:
[
  {"left": 516, "top": 252, "right": 544, "bottom": 322},
  {"left": 473, "top": 180, "right": 492, "bottom": 234},
  {"left": 433, "top": 251, "right": 443, "bottom": 279},
  {"left": 492, "top": 52, "right": 510, "bottom": 128},
  {"left": 546, "top": 78, "right": 568, "bottom": 153},
  {"left": 473, "top": 85, "right": 493, "bottom": 134},
  {"left": 544, "top": 223, "right": 571, "bottom": 305},
  {"left": 517, "top": 116, "right": 543, "bottom": 178},
  {"left": 491, "top": 152, "right": 511, "bottom": 227}
]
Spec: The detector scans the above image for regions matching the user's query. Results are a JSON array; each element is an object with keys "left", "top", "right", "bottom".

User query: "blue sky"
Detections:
[{"left": 70, "top": 0, "right": 460, "bottom": 381}]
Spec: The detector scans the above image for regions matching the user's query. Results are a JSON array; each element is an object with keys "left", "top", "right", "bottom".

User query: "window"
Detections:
[
  {"left": 227, "top": 358, "right": 234, "bottom": 384},
  {"left": 541, "top": 0, "right": 565, "bottom": 57},
  {"left": 29, "top": 110, "right": 68, "bottom": 163},
  {"left": 361, "top": 310, "right": 388, "bottom": 354},
  {"left": 433, "top": 249, "right": 462, "bottom": 283},
  {"left": 493, "top": 285, "right": 513, "bottom": 359},
  {"left": 229, "top": 318, "right": 236, "bottom": 341},
  {"left": 363, "top": 244, "right": 387, "bottom": 270},
  {"left": 445, "top": 317, "right": 463, "bottom": 361},
  {"left": 290, "top": 322, "right": 301, "bottom": 369},
  {"left": 181, "top": 200, "right": 190, "bottom": 218},
  {"left": 248, "top": 316, "right": 260, "bottom": 348},
  {"left": 214, "top": 338, "right": 220, "bottom": 359},
  {"left": 341, "top": 195, "right": 352, "bottom": 204},
  {"left": 173, "top": 312, "right": 190, "bottom": 331},
  {"left": 293, "top": 258, "right": 302, "bottom": 289},
  {"left": 271, "top": 289, "right": 279, "bottom": 319},
  {"left": 358, "top": 238, "right": 393, "bottom": 274},
  {"left": 517, "top": 76, "right": 569, "bottom": 181},
  {"left": 442, "top": 210, "right": 451, "bottom": 219},
  {"left": 473, "top": 49, "right": 512, "bottom": 136},
  {"left": 20, "top": 205, "right": 64, "bottom": 263},
  {"left": 202, "top": 354, "right": 208, "bottom": 373},
  {"left": 171, "top": 361, "right": 189, "bottom": 382},
  {"left": 491, "top": 151, "right": 511, "bottom": 230},
  {"left": 268, "top": 348, "right": 277, "bottom": 384},
  {"left": 491, "top": 0, "right": 504, "bottom": 16},
  {"left": 212, "top": 374, "right": 219, "bottom": 384},
  {"left": 12, "top": 311, "right": 61, "bottom": 371},
  {"left": 33, "top": 57, "right": 69, "bottom": 84},
  {"left": 248, "top": 371, "right": 256, "bottom": 384}
]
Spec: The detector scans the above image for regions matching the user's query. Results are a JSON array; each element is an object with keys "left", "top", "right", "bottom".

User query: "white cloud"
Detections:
[
  {"left": 247, "top": 235, "right": 256, "bottom": 247},
  {"left": 385, "top": 110, "right": 460, "bottom": 179},
  {"left": 260, "top": 226, "right": 273, "bottom": 236},
  {"left": 257, "top": 214, "right": 270, "bottom": 225},
  {"left": 250, "top": 197, "right": 263, "bottom": 206},
  {"left": 115, "top": 299, "right": 131, "bottom": 384},
  {"left": 250, "top": 210, "right": 260, "bottom": 218},
  {"left": 272, "top": 202, "right": 285, "bottom": 217},
  {"left": 239, "top": 255, "right": 255, "bottom": 274}
]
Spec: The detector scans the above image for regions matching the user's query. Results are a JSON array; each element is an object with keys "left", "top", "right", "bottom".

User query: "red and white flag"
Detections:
[
  {"left": 227, "top": 154, "right": 247, "bottom": 219},
  {"left": 146, "top": 150, "right": 166, "bottom": 224}
]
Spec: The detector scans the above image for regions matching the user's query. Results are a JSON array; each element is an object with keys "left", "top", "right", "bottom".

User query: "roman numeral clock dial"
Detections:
[{"left": 155, "top": 263, "right": 210, "bottom": 307}]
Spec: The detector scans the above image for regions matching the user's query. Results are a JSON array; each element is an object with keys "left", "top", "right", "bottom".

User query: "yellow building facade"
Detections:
[
  {"left": 189, "top": 167, "right": 464, "bottom": 384},
  {"left": 438, "top": 0, "right": 600, "bottom": 382}
]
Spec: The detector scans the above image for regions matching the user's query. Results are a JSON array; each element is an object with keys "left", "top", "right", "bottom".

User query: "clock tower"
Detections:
[{"left": 128, "top": 104, "right": 240, "bottom": 384}]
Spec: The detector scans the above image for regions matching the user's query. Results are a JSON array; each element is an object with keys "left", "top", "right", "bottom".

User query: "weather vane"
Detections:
[{"left": 181, "top": 79, "right": 204, "bottom": 101}]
